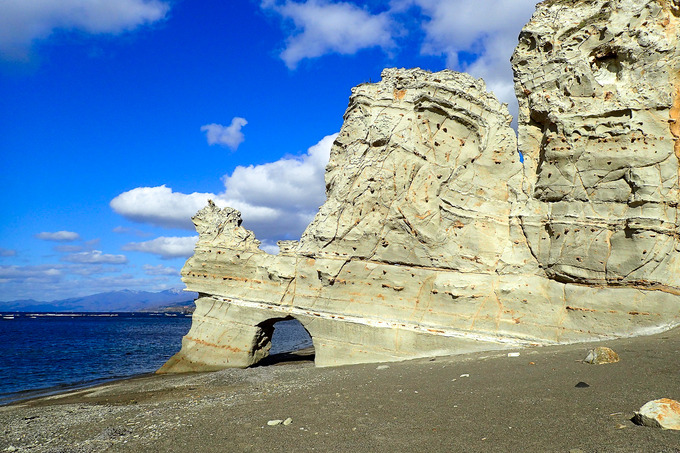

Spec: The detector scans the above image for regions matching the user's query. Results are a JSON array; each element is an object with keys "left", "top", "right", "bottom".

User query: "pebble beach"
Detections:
[{"left": 2, "top": 327, "right": 679, "bottom": 452}]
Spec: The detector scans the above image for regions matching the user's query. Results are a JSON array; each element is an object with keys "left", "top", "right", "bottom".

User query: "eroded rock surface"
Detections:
[
  {"left": 513, "top": 0, "right": 680, "bottom": 289},
  {"left": 159, "top": 0, "right": 680, "bottom": 373}
]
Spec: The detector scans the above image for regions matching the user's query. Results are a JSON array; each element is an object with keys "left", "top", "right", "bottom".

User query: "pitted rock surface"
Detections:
[
  {"left": 512, "top": 0, "right": 680, "bottom": 288},
  {"left": 159, "top": 0, "right": 680, "bottom": 373},
  {"left": 299, "top": 68, "right": 525, "bottom": 274}
]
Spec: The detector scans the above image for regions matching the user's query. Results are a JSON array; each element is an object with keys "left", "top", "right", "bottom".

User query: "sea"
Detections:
[{"left": 0, "top": 312, "right": 312, "bottom": 405}]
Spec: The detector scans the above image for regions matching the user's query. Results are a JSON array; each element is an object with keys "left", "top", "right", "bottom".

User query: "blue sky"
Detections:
[{"left": 0, "top": 0, "right": 537, "bottom": 302}]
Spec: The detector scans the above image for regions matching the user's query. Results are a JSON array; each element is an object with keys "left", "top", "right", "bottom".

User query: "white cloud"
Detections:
[
  {"left": 111, "top": 134, "right": 337, "bottom": 243},
  {"left": 143, "top": 264, "right": 180, "bottom": 276},
  {"left": 35, "top": 231, "right": 81, "bottom": 242},
  {"left": 263, "top": 0, "right": 395, "bottom": 69},
  {"left": 0, "top": 0, "right": 170, "bottom": 60},
  {"left": 110, "top": 185, "right": 283, "bottom": 232},
  {"left": 201, "top": 117, "right": 248, "bottom": 150},
  {"left": 63, "top": 250, "right": 128, "bottom": 264},
  {"left": 259, "top": 242, "right": 281, "bottom": 255},
  {"left": 396, "top": 0, "right": 537, "bottom": 118},
  {"left": 264, "top": 0, "right": 535, "bottom": 120},
  {"left": 122, "top": 236, "right": 198, "bottom": 259},
  {"left": 223, "top": 133, "right": 333, "bottom": 212},
  {"left": 110, "top": 185, "right": 214, "bottom": 230}
]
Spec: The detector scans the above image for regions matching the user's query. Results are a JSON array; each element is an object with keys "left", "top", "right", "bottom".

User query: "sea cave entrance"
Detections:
[{"left": 254, "top": 316, "right": 315, "bottom": 366}]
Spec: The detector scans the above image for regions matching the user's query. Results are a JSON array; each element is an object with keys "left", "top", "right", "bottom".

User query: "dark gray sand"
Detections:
[{"left": 2, "top": 327, "right": 679, "bottom": 452}]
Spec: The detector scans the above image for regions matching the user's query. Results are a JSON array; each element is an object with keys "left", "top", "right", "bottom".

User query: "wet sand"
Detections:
[{"left": 1, "top": 329, "right": 679, "bottom": 452}]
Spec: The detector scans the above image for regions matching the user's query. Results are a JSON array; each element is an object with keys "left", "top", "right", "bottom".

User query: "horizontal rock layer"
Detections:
[{"left": 159, "top": 0, "right": 680, "bottom": 373}]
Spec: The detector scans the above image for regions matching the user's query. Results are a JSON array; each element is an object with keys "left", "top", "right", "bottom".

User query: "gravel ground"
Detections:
[{"left": 1, "top": 331, "right": 679, "bottom": 452}]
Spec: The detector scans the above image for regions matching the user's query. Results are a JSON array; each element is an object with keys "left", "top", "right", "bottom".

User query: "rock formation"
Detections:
[
  {"left": 159, "top": 0, "right": 680, "bottom": 373},
  {"left": 513, "top": 0, "right": 680, "bottom": 290}
]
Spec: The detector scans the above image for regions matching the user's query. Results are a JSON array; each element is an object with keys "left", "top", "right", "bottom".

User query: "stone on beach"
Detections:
[
  {"left": 633, "top": 398, "right": 680, "bottom": 430},
  {"left": 583, "top": 347, "right": 620, "bottom": 365}
]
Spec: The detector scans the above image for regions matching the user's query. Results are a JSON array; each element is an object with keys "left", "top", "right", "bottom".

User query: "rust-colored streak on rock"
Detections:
[
  {"left": 186, "top": 336, "right": 242, "bottom": 353},
  {"left": 634, "top": 398, "right": 680, "bottom": 430},
  {"left": 393, "top": 89, "right": 406, "bottom": 100}
]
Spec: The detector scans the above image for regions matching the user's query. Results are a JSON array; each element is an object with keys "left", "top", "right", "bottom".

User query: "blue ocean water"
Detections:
[
  {"left": 0, "top": 313, "right": 312, "bottom": 404},
  {"left": 270, "top": 318, "right": 314, "bottom": 355}
]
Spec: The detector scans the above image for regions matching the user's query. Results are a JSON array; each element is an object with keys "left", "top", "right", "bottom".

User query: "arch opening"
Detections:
[{"left": 253, "top": 316, "right": 315, "bottom": 366}]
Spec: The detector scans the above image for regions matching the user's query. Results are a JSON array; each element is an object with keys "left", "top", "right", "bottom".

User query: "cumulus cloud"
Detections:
[
  {"left": 0, "top": 248, "right": 17, "bottom": 257},
  {"left": 264, "top": 0, "right": 535, "bottom": 120},
  {"left": 111, "top": 184, "right": 292, "bottom": 234},
  {"left": 35, "top": 231, "right": 81, "bottom": 242},
  {"left": 0, "top": 0, "right": 169, "bottom": 60},
  {"left": 143, "top": 264, "right": 180, "bottom": 276},
  {"left": 393, "top": 0, "right": 536, "bottom": 118},
  {"left": 201, "top": 117, "right": 248, "bottom": 150},
  {"left": 62, "top": 250, "right": 128, "bottom": 264},
  {"left": 110, "top": 185, "right": 214, "bottom": 230},
  {"left": 415, "top": 0, "right": 535, "bottom": 94},
  {"left": 223, "top": 133, "right": 333, "bottom": 212},
  {"left": 111, "top": 134, "right": 337, "bottom": 242},
  {"left": 122, "top": 236, "right": 198, "bottom": 259},
  {"left": 263, "top": 0, "right": 395, "bottom": 69}
]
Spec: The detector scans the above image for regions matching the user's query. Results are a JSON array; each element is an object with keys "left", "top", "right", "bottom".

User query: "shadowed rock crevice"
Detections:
[{"left": 158, "top": 0, "right": 680, "bottom": 373}]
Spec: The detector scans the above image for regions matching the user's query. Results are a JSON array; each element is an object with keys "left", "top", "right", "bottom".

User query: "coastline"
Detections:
[
  {"left": 1, "top": 332, "right": 678, "bottom": 452},
  {"left": 0, "top": 372, "right": 158, "bottom": 407}
]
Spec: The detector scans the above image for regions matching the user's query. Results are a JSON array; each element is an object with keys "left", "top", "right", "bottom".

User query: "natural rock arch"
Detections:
[
  {"left": 253, "top": 316, "right": 315, "bottom": 362},
  {"left": 159, "top": 0, "right": 680, "bottom": 374}
]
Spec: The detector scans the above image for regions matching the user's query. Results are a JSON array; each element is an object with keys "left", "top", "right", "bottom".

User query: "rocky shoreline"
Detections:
[{"left": 2, "top": 330, "right": 679, "bottom": 452}]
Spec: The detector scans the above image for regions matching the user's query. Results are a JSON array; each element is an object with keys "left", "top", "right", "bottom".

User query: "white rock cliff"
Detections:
[{"left": 159, "top": 0, "right": 680, "bottom": 373}]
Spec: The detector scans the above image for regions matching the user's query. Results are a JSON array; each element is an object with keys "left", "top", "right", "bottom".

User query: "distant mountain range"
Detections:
[{"left": 0, "top": 289, "right": 198, "bottom": 313}]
